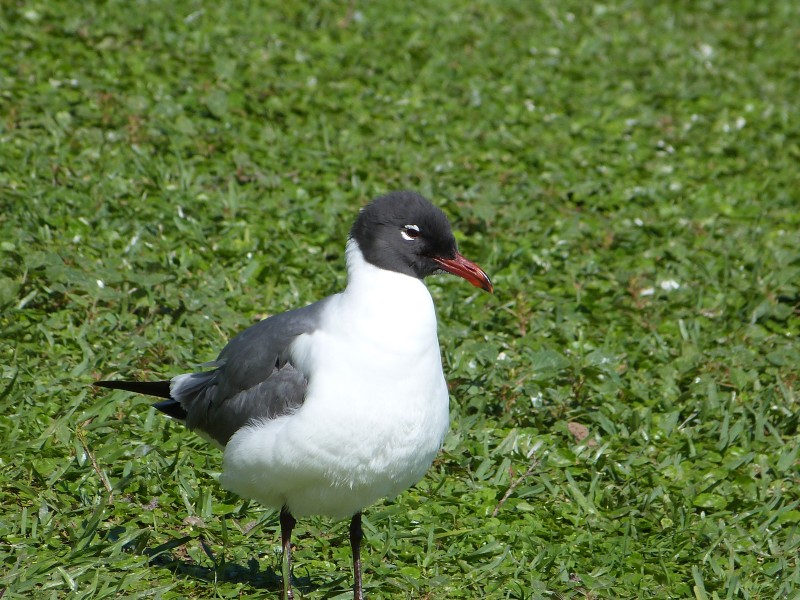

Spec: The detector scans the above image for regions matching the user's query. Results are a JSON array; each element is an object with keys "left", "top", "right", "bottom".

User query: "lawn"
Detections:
[{"left": 1, "top": 0, "right": 799, "bottom": 598}]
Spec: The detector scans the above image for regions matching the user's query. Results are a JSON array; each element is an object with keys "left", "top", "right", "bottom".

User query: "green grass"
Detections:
[{"left": 2, "top": 0, "right": 799, "bottom": 598}]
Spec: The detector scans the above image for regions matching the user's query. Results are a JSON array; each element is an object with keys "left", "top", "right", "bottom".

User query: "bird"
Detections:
[{"left": 95, "top": 190, "right": 493, "bottom": 599}]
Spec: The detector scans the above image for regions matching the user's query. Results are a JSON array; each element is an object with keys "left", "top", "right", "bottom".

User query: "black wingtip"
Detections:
[
  {"left": 94, "top": 381, "right": 187, "bottom": 421},
  {"left": 94, "top": 380, "right": 188, "bottom": 421},
  {"left": 94, "top": 379, "right": 173, "bottom": 399}
]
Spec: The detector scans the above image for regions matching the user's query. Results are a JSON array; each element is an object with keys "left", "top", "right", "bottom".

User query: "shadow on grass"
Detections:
[
  {"left": 148, "top": 547, "right": 279, "bottom": 591},
  {"left": 113, "top": 528, "right": 323, "bottom": 595}
]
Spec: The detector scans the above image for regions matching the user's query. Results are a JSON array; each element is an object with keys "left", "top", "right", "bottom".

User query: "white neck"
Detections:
[
  {"left": 343, "top": 238, "right": 425, "bottom": 296},
  {"left": 334, "top": 239, "right": 438, "bottom": 345}
]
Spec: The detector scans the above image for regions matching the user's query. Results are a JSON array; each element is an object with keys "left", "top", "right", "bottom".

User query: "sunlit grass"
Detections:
[{"left": 2, "top": 0, "right": 799, "bottom": 598}]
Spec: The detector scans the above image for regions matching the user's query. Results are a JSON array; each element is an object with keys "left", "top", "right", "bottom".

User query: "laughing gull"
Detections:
[{"left": 96, "top": 190, "right": 492, "bottom": 599}]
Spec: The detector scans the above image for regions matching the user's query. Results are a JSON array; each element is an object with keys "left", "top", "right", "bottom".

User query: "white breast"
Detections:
[{"left": 220, "top": 242, "right": 451, "bottom": 518}]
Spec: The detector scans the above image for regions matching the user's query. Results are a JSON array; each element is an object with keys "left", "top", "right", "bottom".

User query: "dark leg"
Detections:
[
  {"left": 280, "top": 507, "right": 297, "bottom": 600},
  {"left": 350, "top": 512, "right": 364, "bottom": 600}
]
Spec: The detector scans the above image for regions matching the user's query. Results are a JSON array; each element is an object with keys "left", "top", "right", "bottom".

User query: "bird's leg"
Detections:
[
  {"left": 350, "top": 512, "right": 364, "bottom": 600},
  {"left": 280, "top": 507, "right": 297, "bottom": 600}
]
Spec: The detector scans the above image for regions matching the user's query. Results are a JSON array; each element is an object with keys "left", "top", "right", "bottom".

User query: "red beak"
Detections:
[{"left": 432, "top": 252, "right": 493, "bottom": 293}]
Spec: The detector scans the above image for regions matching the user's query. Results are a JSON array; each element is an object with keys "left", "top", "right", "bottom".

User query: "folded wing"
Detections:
[{"left": 96, "top": 298, "right": 330, "bottom": 446}]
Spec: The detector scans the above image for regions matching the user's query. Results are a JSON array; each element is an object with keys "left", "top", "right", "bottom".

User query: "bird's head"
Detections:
[{"left": 350, "top": 191, "right": 493, "bottom": 292}]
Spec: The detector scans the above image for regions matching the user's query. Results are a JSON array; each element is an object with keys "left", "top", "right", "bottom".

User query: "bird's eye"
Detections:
[{"left": 401, "top": 224, "right": 420, "bottom": 241}]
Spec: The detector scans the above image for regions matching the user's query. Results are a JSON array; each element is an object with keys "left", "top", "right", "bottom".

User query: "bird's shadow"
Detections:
[
  {"left": 114, "top": 528, "right": 325, "bottom": 596},
  {"left": 149, "top": 550, "right": 281, "bottom": 591}
]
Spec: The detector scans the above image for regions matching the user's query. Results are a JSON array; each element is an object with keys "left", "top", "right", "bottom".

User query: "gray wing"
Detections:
[{"left": 174, "top": 297, "right": 330, "bottom": 446}]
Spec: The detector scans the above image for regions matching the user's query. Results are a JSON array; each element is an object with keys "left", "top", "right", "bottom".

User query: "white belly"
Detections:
[{"left": 220, "top": 377, "right": 449, "bottom": 518}]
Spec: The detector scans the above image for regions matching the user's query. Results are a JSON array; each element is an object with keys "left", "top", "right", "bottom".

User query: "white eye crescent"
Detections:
[{"left": 401, "top": 224, "right": 420, "bottom": 241}]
